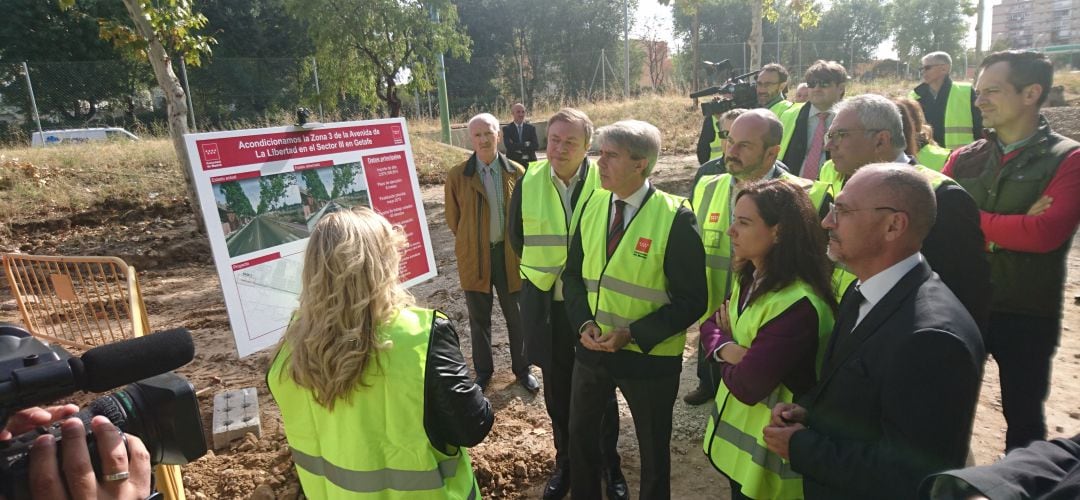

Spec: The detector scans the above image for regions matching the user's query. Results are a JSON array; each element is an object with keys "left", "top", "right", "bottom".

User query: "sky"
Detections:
[{"left": 631, "top": 0, "right": 995, "bottom": 60}]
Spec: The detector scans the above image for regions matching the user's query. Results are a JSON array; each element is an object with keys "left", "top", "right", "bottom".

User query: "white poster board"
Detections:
[{"left": 184, "top": 118, "right": 437, "bottom": 357}]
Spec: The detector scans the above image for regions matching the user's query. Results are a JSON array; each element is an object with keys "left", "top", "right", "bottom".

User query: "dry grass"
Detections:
[
  {"left": 410, "top": 134, "right": 471, "bottom": 184},
  {"left": 3, "top": 73, "right": 1075, "bottom": 225},
  {"left": 0, "top": 139, "right": 185, "bottom": 224}
]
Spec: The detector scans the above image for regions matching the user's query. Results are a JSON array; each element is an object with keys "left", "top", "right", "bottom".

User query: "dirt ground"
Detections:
[{"left": 4, "top": 134, "right": 1080, "bottom": 498}]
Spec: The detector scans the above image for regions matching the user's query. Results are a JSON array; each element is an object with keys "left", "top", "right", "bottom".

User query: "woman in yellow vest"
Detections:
[
  {"left": 895, "top": 97, "right": 952, "bottom": 172},
  {"left": 701, "top": 180, "right": 836, "bottom": 499},
  {"left": 268, "top": 208, "right": 493, "bottom": 499}
]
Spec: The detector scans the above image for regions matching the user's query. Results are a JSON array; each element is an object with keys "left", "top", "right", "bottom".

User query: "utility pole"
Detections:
[
  {"left": 431, "top": 6, "right": 451, "bottom": 143},
  {"left": 624, "top": 0, "right": 630, "bottom": 97}
]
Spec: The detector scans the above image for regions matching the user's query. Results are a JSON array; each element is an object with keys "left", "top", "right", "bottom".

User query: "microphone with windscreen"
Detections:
[{"left": 0, "top": 328, "right": 195, "bottom": 417}]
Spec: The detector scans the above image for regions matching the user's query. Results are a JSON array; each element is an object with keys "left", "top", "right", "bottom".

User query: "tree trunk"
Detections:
[
  {"left": 120, "top": 0, "right": 206, "bottom": 233},
  {"left": 749, "top": 0, "right": 763, "bottom": 71},
  {"left": 691, "top": 9, "right": 700, "bottom": 92}
]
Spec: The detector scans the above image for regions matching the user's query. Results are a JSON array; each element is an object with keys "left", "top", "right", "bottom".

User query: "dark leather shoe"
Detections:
[
  {"left": 475, "top": 373, "right": 491, "bottom": 391},
  {"left": 682, "top": 384, "right": 714, "bottom": 406},
  {"left": 518, "top": 373, "right": 540, "bottom": 393},
  {"left": 542, "top": 464, "right": 570, "bottom": 499},
  {"left": 604, "top": 467, "right": 629, "bottom": 500}
]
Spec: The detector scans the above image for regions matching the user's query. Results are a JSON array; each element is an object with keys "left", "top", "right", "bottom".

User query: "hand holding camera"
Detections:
[
  {"left": 0, "top": 326, "right": 206, "bottom": 500},
  {"left": 7, "top": 410, "right": 151, "bottom": 500}
]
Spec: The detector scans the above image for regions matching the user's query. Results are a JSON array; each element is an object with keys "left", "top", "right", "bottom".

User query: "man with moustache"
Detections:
[
  {"left": 763, "top": 164, "right": 985, "bottom": 499},
  {"left": 814, "top": 94, "right": 990, "bottom": 329},
  {"left": 508, "top": 108, "right": 627, "bottom": 499}
]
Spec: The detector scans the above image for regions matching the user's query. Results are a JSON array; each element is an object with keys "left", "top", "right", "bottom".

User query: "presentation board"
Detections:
[{"left": 184, "top": 118, "right": 436, "bottom": 357}]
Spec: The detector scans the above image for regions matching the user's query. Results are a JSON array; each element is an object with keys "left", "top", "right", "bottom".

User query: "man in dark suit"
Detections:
[
  {"left": 503, "top": 103, "right": 539, "bottom": 169},
  {"left": 507, "top": 108, "right": 627, "bottom": 500},
  {"left": 823, "top": 94, "right": 991, "bottom": 331},
  {"left": 777, "top": 60, "right": 847, "bottom": 179},
  {"left": 563, "top": 120, "right": 707, "bottom": 500},
  {"left": 762, "top": 164, "right": 985, "bottom": 499}
]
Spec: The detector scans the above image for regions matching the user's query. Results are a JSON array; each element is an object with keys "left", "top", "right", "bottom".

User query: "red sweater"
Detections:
[{"left": 943, "top": 147, "right": 1080, "bottom": 253}]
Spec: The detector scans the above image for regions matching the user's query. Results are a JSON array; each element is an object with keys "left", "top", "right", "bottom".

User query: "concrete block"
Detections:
[{"left": 212, "top": 387, "right": 261, "bottom": 450}]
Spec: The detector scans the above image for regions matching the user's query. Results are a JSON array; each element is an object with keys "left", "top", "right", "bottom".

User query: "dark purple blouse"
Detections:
[{"left": 699, "top": 279, "right": 823, "bottom": 404}]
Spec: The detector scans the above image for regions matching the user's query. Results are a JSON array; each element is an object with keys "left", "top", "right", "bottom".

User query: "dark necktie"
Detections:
[
  {"left": 607, "top": 200, "right": 627, "bottom": 258},
  {"left": 824, "top": 284, "right": 865, "bottom": 364}
]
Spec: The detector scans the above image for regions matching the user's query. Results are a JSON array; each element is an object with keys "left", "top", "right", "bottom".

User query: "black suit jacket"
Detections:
[
  {"left": 780, "top": 103, "right": 831, "bottom": 177},
  {"left": 790, "top": 260, "right": 985, "bottom": 500},
  {"left": 507, "top": 159, "right": 594, "bottom": 369},
  {"left": 503, "top": 122, "right": 539, "bottom": 165},
  {"left": 921, "top": 180, "right": 992, "bottom": 333},
  {"left": 562, "top": 185, "right": 707, "bottom": 378}
]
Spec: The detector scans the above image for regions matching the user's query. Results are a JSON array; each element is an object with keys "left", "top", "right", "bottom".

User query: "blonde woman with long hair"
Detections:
[{"left": 268, "top": 207, "right": 493, "bottom": 499}]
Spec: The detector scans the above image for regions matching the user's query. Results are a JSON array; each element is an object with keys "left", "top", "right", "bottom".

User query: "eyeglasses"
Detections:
[
  {"left": 717, "top": 130, "right": 730, "bottom": 139},
  {"left": 920, "top": 64, "right": 944, "bottom": 72},
  {"left": 825, "top": 127, "right": 883, "bottom": 144},
  {"left": 805, "top": 80, "right": 836, "bottom": 88},
  {"left": 826, "top": 202, "right": 905, "bottom": 225}
]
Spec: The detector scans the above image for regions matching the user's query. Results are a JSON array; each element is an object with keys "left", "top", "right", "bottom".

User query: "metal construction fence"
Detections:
[{"left": 0, "top": 40, "right": 918, "bottom": 145}]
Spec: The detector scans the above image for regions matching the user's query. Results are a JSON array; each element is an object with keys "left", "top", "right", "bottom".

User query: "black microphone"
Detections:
[
  {"left": 0, "top": 329, "right": 194, "bottom": 410},
  {"left": 77, "top": 328, "right": 195, "bottom": 392},
  {"left": 689, "top": 86, "right": 723, "bottom": 99}
]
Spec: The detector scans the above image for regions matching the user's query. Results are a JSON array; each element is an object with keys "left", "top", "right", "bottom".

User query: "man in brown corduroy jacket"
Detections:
[{"left": 445, "top": 112, "right": 537, "bottom": 393}]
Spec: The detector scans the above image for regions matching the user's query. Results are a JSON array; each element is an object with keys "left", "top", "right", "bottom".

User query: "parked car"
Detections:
[{"left": 31, "top": 127, "right": 140, "bottom": 147}]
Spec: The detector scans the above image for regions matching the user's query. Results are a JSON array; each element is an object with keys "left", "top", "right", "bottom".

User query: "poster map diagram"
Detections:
[{"left": 185, "top": 118, "right": 437, "bottom": 357}]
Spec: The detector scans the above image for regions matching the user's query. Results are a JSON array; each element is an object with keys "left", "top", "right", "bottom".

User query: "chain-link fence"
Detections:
[{"left": 0, "top": 41, "right": 916, "bottom": 146}]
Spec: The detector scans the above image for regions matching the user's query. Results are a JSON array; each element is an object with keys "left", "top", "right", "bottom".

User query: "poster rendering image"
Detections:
[
  {"left": 185, "top": 118, "right": 436, "bottom": 357},
  {"left": 215, "top": 172, "right": 308, "bottom": 257},
  {"left": 297, "top": 162, "right": 370, "bottom": 231}
]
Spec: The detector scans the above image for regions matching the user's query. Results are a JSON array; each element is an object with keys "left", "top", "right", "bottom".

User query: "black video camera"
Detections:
[
  {"left": 0, "top": 324, "right": 206, "bottom": 500},
  {"left": 690, "top": 68, "right": 763, "bottom": 117}
]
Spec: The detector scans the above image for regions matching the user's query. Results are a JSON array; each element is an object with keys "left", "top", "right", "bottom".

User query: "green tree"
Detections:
[
  {"left": 801, "top": 0, "right": 890, "bottom": 66},
  {"left": 257, "top": 173, "right": 295, "bottom": 213},
  {"left": 0, "top": 0, "right": 148, "bottom": 124},
  {"left": 61, "top": 0, "right": 217, "bottom": 232},
  {"left": 190, "top": 0, "right": 314, "bottom": 126},
  {"left": 331, "top": 163, "right": 357, "bottom": 199},
  {"left": 301, "top": 170, "right": 331, "bottom": 201},
  {"left": 286, "top": 0, "right": 471, "bottom": 118},
  {"left": 890, "top": 0, "right": 973, "bottom": 64},
  {"left": 220, "top": 181, "right": 256, "bottom": 217}
]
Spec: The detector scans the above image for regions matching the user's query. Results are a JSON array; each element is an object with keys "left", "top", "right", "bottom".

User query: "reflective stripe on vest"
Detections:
[
  {"left": 519, "top": 160, "right": 601, "bottom": 291},
  {"left": 704, "top": 279, "right": 834, "bottom": 499},
  {"left": 942, "top": 82, "right": 975, "bottom": 148},
  {"left": 709, "top": 116, "right": 725, "bottom": 161},
  {"left": 581, "top": 189, "right": 686, "bottom": 356},
  {"left": 917, "top": 143, "right": 952, "bottom": 172},
  {"left": 776, "top": 102, "right": 806, "bottom": 160},
  {"left": 691, "top": 174, "right": 735, "bottom": 320},
  {"left": 290, "top": 447, "right": 477, "bottom": 498},
  {"left": 268, "top": 307, "right": 480, "bottom": 499}
]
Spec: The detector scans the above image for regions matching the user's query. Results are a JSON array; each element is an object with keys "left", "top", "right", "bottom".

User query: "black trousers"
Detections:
[
  {"left": 543, "top": 301, "right": 621, "bottom": 470},
  {"left": 570, "top": 359, "right": 680, "bottom": 500},
  {"left": 464, "top": 242, "right": 528, "bottom": 378},
  {"left": 987, "top": 311, "right": 1061, "bottom": 450}
]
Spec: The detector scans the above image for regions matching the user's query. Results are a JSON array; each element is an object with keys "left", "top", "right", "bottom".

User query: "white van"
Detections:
[{"left": 31, "top": 127, "right": 140, "bottom": 147}]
